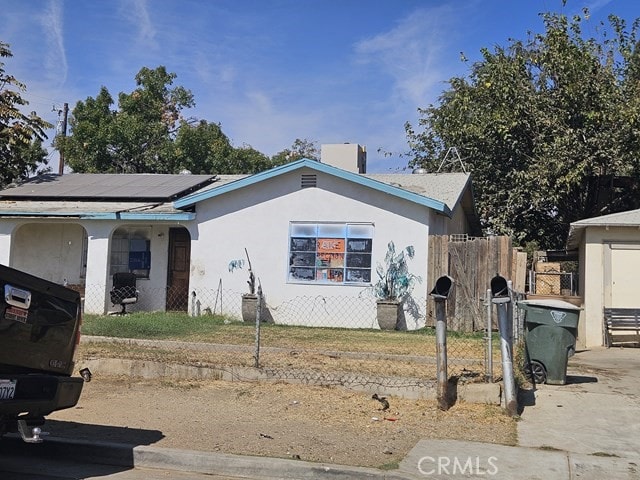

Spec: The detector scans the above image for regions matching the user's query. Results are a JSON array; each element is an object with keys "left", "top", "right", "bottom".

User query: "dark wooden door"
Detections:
[{"left": 167, "top": 228, "right": 191, "bottom": 311}]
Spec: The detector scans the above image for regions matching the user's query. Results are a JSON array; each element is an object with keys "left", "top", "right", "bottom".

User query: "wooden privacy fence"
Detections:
[{"left": 426, "top": 235, "right": 527, "bottom": 332}]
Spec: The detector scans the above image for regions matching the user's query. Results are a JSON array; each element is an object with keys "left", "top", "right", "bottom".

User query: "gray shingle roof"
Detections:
[
  {"left": 0, "top": 173, "right": 216, "bottom": 201},
  {"left": 566, "top": 208, "right": 640, "bottom": 250},
  {"left": 365, "top": 172, "right": 471, "bottom": 210}
]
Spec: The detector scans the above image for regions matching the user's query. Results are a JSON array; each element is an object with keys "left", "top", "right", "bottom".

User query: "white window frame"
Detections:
[
  {"left": 288, "top": 222, "right": 373, "bottom": 285},
  {"left": 110, "top": 227, "right": 151, "bottom": 279}
]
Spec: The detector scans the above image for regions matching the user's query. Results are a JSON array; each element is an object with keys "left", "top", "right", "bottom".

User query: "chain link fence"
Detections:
[
  {"left": 531, "top": 271, "right": 578, "bottom": 296},
  {"left": 77, "top": 280, "right": 522, "bottom": 399}
]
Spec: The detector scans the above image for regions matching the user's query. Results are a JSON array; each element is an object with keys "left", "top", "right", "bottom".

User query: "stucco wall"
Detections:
[
  {"left": 12, "top": 223, "right": 86, "bottom": 284},
  {"left": 188, "top": 169, "right": 442, "bottom": 328},
  {"left": 4, "top": 219, "right": 178, "bottom": 314},
  {"left": 581, "top": 226, "right": 640, "bottom": 347}
]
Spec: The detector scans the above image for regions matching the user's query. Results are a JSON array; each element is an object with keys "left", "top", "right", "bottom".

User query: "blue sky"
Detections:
[{"left": 1, "top": 0, "right": 638, "bottom": 173}]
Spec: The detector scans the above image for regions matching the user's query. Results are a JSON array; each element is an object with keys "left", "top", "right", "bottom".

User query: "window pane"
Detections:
[
  {"left": 347, "top": 224, "right": 374, "bottom": 238},
  {"left": 290, "top": 237, "right": 316, "bottom": 252},
  {"left": 346, "top": 253, "right": 371, "bottom": 268},
  {"left": 318, "top": 224, "right": 345, "bottom": 237},
  {"left": 328, "top": 268, "right": 344, "bottom": 282},
  {"left": 347, "top": 238, "right": 372, "bottom": 253},
  {"left": 291, "top": 223, "right": 316, "bottom": 237},
  {"left": 290, "top": 267, "right": 315, "bottom": 281},
  {"left": 290, "top": 252, "right": 316, "bottom": 267},
  {"left": 130, "top": 239, "right": 148, "bottom": 252},
  {"left": 317, "top": 238, "right": 344, "bottom": 253},
  {"left": 345, "top": 269, "right": 371, "bottom": 283}
]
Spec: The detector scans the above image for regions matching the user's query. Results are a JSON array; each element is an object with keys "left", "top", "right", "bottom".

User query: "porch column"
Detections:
[{"left": 83, "top": 224, "right": 113, "bottom": 314}]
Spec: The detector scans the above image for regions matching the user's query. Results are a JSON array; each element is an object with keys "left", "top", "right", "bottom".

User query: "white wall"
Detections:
[
  {"left": 581, "top": 226, "right": 640, "bottom": 347},
  {"left": 188, "top": 168, "right": 435, "bottom": 328},
  {"left": 12, "top": 222, "right": 87, "bottom": 283},
  {"left": 4, "top": 218, "right": 179, "bottom": 314}
]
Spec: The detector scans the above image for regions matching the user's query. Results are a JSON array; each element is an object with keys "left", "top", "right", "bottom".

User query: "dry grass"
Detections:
[{"left": 82, "top": 312, "right": 497, "bottom": 378}]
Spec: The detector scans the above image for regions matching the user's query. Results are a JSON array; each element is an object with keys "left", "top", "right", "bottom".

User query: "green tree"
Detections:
[
  {"left": 271, "top": 138, "right": 319, "bottom": 165},
  {"left": 226, "top": 144, "right": 271, "bottom": 173},
  {"left": 57, "top": 87, "right": 115, "bottom": 173},
  {"left": 60, "top": 66, "right": 194, "bottom": 173},
  {"left": 174, "top": 120, "right": 234, "bottom": 174},
  {"left": 406, "top": 11, "right": 640, "bottom": 249},
  {"left": 61, "top": 66, "right": 287, "bottom": 176},
  {"left": 0, "top": 42, "right": 50, "bottom": 187}
]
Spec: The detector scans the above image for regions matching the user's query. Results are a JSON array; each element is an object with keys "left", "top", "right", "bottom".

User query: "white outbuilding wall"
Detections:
[{"left": 579, "top": 226, "right": 640, "bottom": 347}]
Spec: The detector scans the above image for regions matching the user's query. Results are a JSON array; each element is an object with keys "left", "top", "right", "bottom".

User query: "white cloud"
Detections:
[
  {"left": 121, "top": 0, "right": 156, "bottom": 47},
  {"left": 354, "top": 5, "right": 458, "bottom": 109},
  {"left": 38, "top": 0, "right": 67, "bottom": 86}
]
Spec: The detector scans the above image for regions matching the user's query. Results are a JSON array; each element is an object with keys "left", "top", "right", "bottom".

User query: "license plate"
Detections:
[
  {"left": 5, "top": 306, "right": 28, "bottom": 323},
  {"left": 0, "top": 379, "right": 16, "bottom": 400}
]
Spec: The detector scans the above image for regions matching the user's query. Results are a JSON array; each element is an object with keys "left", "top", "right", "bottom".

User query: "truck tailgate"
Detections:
[{"left": 0, "top": 265, "right": 81, "bottom": 376}]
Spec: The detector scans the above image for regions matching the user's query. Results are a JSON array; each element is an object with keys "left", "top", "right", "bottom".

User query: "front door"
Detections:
[
  {"left": 167, "top": 228, "right": 191, "bottom": 311},
  {"left": 607, "top": 243, "right": 640, "bottom": 307}
]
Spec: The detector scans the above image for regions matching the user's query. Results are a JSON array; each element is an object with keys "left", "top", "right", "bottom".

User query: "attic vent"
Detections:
[{"left": 301, "top": 174, "right": 317, "bottom": 188}]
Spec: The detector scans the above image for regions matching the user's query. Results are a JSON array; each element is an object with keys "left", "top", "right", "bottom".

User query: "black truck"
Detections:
[{"left": 0, "top": 264, "right": 87, "bottom": 443}]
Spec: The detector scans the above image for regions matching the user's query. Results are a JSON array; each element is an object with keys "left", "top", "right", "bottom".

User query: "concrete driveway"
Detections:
[{"left": 518, "top": 347, "right": 640, "bottom": 466}]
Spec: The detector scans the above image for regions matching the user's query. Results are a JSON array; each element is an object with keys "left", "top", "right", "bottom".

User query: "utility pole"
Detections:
[{"left": 57, "top": 102, "right": 68, "bottom": 176}]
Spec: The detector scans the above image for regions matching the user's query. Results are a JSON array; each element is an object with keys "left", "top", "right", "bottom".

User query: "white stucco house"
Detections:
[
  {"left": 567, "top": 208, "right": 640, "bottom": 347},
  {"left": 0, "top": 146, "right": 480, "bottom": 329}
]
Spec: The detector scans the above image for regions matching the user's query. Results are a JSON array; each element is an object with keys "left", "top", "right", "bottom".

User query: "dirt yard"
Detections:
[{"left": 47, "top": 374, "right": 517, "bottom": 469}]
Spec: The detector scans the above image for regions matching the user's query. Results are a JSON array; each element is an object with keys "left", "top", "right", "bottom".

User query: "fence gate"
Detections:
[{"left": 427, "top": 235, "right": 526, "bottom": 332}]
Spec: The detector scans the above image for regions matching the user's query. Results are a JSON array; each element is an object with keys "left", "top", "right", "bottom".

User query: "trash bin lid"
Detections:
[
  {"left": 518, "top": 299, "right": 581, "bottom": 328},
  {"left": 518, "top": 299, "right": 581, "bottom": 310}
]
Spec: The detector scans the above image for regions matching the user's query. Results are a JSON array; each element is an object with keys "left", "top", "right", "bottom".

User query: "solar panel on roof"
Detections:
[{"left": 0, "top": 174, "right": 217, "bottom": 201}]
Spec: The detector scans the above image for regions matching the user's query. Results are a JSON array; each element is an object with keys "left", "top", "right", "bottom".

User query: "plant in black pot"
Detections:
[
  {"left": 228, "top": 248, "right": 258, "bottom": 323},
  {"left": 370, "top": 241, "right": 421, "bottom": 330}
]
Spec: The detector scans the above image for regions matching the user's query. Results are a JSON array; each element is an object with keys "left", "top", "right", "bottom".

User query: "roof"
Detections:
[
  {"left": 566, "top": 208, "right": 640, "bottom": 250},
  {"left": 175, "top": 159, "right": 472, "bottom": 218},
  {"left": 0, "top": 173, "right": 216, "bottom": 201},
  {"left": 365, "top": 172, "right": 472, "bottom": 213},
  {"left": 0, "top": 200, "right": 195, "bottom": 220},
  {"left": 0, "top": 160, "right": 478, "bottom": 227}
]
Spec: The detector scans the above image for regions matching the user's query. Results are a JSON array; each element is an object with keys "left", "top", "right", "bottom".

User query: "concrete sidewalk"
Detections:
[
  {"left": 396, "top": 347, "right": 639, "bottom": 479},
  {"left": 4, "top": 347, "right": 638, "bottom": 479},
  {"left": 393, "top": 348, "right": 640, "bottom": 479}
]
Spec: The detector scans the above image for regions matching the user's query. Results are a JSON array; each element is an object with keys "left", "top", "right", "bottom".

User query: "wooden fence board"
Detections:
[{"left": 427, "top": 235, "right": 522, "bottom": 332}]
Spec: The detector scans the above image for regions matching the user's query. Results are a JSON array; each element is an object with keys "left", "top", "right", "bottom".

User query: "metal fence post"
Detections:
[
  {"left": 485, "top": 288, "right": 493, "bottom": 383},
  {"left": 190, "top": 291, "right": 197, "bottom": 317},
  {"left": 254, "top": 284, "right": 263, "bottom": 368},
  {"left": 430, "top": 275, "right": 454, "bottom": 411},
  {"left": 507, "top": 280, "right": 515, "bottom": 341},
  {"left": 490, "top": 275, "right": 518, "bottom": 417}
]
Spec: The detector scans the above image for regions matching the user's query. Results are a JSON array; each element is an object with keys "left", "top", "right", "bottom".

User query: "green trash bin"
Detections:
[{"left": 518, "top": 299, "right": 581, "bottom": 385}]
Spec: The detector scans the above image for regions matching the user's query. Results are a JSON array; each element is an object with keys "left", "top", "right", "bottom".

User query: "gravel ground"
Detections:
[{"left": 47, "top": 374, "right": 517, "bottom": 469}]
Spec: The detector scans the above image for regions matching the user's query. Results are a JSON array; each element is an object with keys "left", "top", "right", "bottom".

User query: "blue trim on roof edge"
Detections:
[{"left": 174, "top": 158, "right": 453, "bottom": 217}]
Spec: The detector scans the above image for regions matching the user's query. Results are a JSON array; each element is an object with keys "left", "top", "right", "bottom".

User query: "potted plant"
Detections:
[
  {"left": 371, "top": 241, "right": 421, "bottom": 330},
  {"left": 228, "top": 248, "right": 258, "bottom": 323}
]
